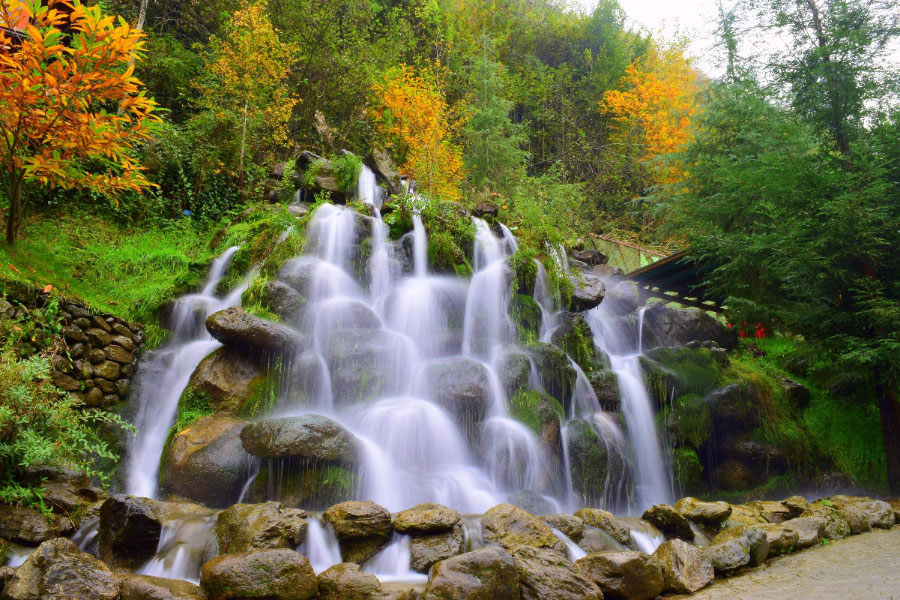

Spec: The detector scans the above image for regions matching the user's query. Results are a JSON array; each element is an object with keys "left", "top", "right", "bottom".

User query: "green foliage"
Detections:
[
  {"left": 673, "top": 447, "right": 704, "bottom": 494},
  {"left": 0, "top": 327, "right": 132, "bottom": 509},
  {"left": 240, "top": 359, "right": 284, "bottom": 419},
  {"left": 330, "top": 154, "right": 364, "bottom": 194},
  {"left": 509, "top": 389, "right": 563, "bottom": 435},
  {"left": 666, "top": 393, "right": 712, "bottom": 449},
  {"left": 172, "top": 387, "right": 215, "bottom": 433}
]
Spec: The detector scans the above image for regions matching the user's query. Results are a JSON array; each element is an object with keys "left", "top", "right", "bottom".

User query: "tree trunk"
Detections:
[
  {"left": 239, "top": 100, "right": 248, "bottom": 202},
  {"left": 805, "top": 0, "right": 852, "bottom": 157},
  {"left": 878, "top": 380, "right": 900, "bottom": 495},
  {"left": 5, "top": 179, "right": 20, "bottom": 245}
]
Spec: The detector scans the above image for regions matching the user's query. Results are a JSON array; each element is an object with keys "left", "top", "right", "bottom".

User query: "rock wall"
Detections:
[{"left": 0, "top": 287, "right": 143, "bottom": 410}]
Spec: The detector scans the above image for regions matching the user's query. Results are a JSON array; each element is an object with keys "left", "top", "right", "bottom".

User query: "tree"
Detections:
[
  {"left": 193, "top": 1, "right": 298, "bottom": 199},
  {"left": 370, "top": 64, "right": 464, "bottom": 202},
  {"left": 0, "top": 0, "right": 157, "bottom": 244},
  {"left": 662, "top": 78, "right": 900, "bottom": 493}
]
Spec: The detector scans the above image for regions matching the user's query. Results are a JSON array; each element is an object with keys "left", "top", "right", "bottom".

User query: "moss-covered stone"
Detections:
[
  {"left": 249, "top": 461, "right": 357, "bottom": 511},
  {"left": 511, "top": 294, "right": 542, "bottom": 344},
  {"left": 526, "top": 343, "right": 577, "bottom": 413},
  {"left": 673, "top": 448, "right": 705, "bottom": 496},
  {"left": 666, "top": 393, "right": 712, "bottom": 449},
  {"left": 550, "top": 313, "right": 606, "bottom": 373},
  {"left": 428, "top": 231, "right": 471, "bottom": 275},
  {"left": 566, "top": 419, "right": 612, "bottom": 507},
  {"left": 641, "top": 347, "right": 720, "bottom": 407}
]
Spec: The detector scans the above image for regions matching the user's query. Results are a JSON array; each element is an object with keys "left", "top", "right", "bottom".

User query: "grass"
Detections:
[{"left": 0, "top": 209, "right": 216, "bottom": 343}]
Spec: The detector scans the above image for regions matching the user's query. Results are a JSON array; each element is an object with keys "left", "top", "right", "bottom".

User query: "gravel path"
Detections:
[{"left": 666, "top": 527, "right": 900, "bottom": 600}]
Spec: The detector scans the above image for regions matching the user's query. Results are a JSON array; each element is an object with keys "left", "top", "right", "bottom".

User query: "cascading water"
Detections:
[{"left": 125, "top": 246, "right": 247, "bottom": 498}]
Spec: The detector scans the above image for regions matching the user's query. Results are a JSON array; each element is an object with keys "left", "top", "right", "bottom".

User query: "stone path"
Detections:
[{"left": 666, "top": 527, "right": 900, "bottom": 600}]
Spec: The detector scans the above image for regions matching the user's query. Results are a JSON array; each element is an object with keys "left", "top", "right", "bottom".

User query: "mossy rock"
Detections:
[
  {"left": 666, "top": 393, "right": 712, "bottom": 449},
  {"left": 526, "top": 343, "right": 577, "bottom": 413},
  {"left": 509, "top": 250, "right": 539, "bottom": 296},
  {"left": 428, "top": 231, "right": 470, "bottom": 275},
  {"left": 641, "top": 346, "right": 720, "bottom": 407},
  {"left": 550, "top": 312, "right": 607, "bottom": 373},
  {"left": 510, "top": 294, "right": 542, "bottom": 344},
  {"left": 673, "top": 447, "right": 705, "bottom": 496},
  {"left": 566, "top": 418, "right": 619, "bottom": 507},
  {"left": 249, "top": 460, "right": 357, "bottom": 511}
]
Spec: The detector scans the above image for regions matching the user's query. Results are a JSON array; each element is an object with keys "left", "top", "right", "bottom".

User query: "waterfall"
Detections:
[{"left": 125, "top": 246, "right": 246, "bottom": 498}]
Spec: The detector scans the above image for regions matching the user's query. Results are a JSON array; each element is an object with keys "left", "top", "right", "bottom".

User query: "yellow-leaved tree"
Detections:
[
  {"left": 370, "top": 64, "right": 463, "bottom": 202},
  {"left": 0, "top": 0, "right": 157, "bottom": 244},
  {"left": 601, "top": 38, "right": 700, "bottom": 187},
  {"left": 194, "top": 1, "right": 298, "bottom": 199}
]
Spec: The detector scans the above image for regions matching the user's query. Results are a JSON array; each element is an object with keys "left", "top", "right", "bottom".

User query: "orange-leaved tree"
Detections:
[
  {"left": 600, "top": 38, "right": 700, "bottom": 186},
  {"left": 370, "top": 64, "right": 463, "bottom": 202},
  {"left": 0, "top": 0, "right": 157, "bottom": 244}
]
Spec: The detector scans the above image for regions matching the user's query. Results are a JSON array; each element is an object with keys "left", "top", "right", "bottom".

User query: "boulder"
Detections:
[
  {"left": 540, "top": 514, "right": 584, "bottom": 543},
  {"left": 574, "top": 508, "right": 631, "bottom": 546},
  {"left": 746, "top": 500, "right": 793, "bottom": 524},
  {"left": 565, "top": 419, "right": 615, "bottom": 507},
  {"left": 200, "top": 548, "right": 317, "bottom": 600},
  {"left": 779, "top": 376, "right": 811, "bottom": 410},
  {"left": 20, "top": 467, "right": 101, "bottom": 516},
  {"left": 505, "top": 491, "right": 558, "bottom": 518},
  {"left": 247, "top": 462, "right": 356, "bottom": 511},
  {"left": 576, "top": 551, "right": 665, "bottom": 600},
  {"left": 781, "top": 515, "right": 825, "bottom": 548},
  {"left": 263, "top": 280, "right": 305, "bottom": 319},
  {"left": 481, "top": 504, "right": 565, "bottom": 554},
  {"left": 216, "top": 502, "right": 307, "bottom": 553},
  {"left": 641, "top": 504, "right": 694, "bottom": 540},
  {"left": 394, "top": 503, "right": 461, "bottom": 535},
  {"left": 711, "top": 458, "right": 752, "bottom": 490},
  {"left": 323, "top": 501, "right": 392, "bottom": 564},
  {"left": 571, "top": 249, "right": 608, "bottom": 266},
  {"left": 754, "top": 522, "right": 800, "bottom": 556},
  {"left": 588, "top": 370, "right": 620, "bottom": 411},
  {"left": 324, "top": 328, "right": 411, "bottom": 407},
  {"left": 316, "top": 562, "right": 382, "bottom": 600},
  {"left": 206, "top": 307, "right": 305, "bottom": 357},
  {"left": 496, "top": 346, "right": 532, "bottom": 397},
  {"left": 549, "top": 312, "right": 603, "bottom": 371},
  {"left": 3, "top": 538, "right": 119, "bottom": 600},
  {"left": 652, "top": 539, "right": 713, "bottom": 594},
  {"left": 511, "top": 545, "right": 602, "bottom": 600},
  {"left": 578, "top": 527, "right": 626, "bottom": 554},
  {"left": 800, "top": 502, "right": 851, "bottom": 540},
  {"left": 410, "top": 526, "right": 466, "bottom": 573},
  {"left": 472, "top": 202, "right": 499, "bottom": 219},
  {"left": 568, "top": 271, "right": 605, "bottom": 312},
  {"left": 602, "top": 281, "right": 643, "bottom": 317},
  {"left": 364, "top": 148, "right": 402, "bottom": 196},
  {"left": 782, "top": 495, "right": 811, "bottom": 518},
  {"left": 0, "top": 506, "right": 54, "bottom": 545},
  {"left": 420, "top": 358, "right": 493, "bottom": 432},
  {"left": 824, "top": 495, "right": 895, "bottom": 533},
  {"left": 726, "top": 440, "right": 788, "bottom": 477},
  {"left": 720, "top": 503, "right": 768, "bottom": 530},
  {"left": 706, "top": 383, "right": 761, "bottom": 430},
  {"left": 160, "top": 416, "right": 253, "bottom": 508},
  {"left": 240, "top": 415, "right": 358, "bottom": 465},
  {"left": 525, "top": 343, "right": 577, "bottom": 409},
  {"left": 119, "top": 574, "right": 204, "bottom": 600},
  {"left": 708, "top": 525, "right": 769, "bottom": 570},
  {"left": 98, "top": 495, "right": 209, "bottom": 568},
  {"left": 422, "top": 546, "right": 520, "bottom": 600},
  {"left": 640, "top": 304, "right": 737, "bottom": 350},
  {"left": 187, "top": 348, "right": 264, "bottom": 414}
]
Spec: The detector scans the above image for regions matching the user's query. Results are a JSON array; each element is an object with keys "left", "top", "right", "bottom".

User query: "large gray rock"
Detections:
[
  {"left": 216, "top": 502, "right": 307, "bottom": 553},
  {"left": 200, "top": 548, "right": 317, "bottom": 600},
  {"left": 566, "top": 420, "right": 615, "bottom": 508},
  {"left": 511, "top": 545, "right": 602, "bottom": 600},
  {"left": 394, "top": 503, "right": 461, "bottom": 534},
  {"left": 3, "top": 538, "right": 119, "bottom": 600},
  {"left": 568, "top": 271, "right": 605, "bottom": 312},
  {"left": 324, "top": 328, "right": 411, "bottom": 407},
  {"left": 160, "top": 416, "right": 253, "bottom": 508},
  {"left": 410, "top": 525, "right": 466, "bottom": 573},
  {"left": 825, "top": 495, "right": 895, "bottom": 533},
  {"left": 316, "top": 562, "right": 382, "bottom": 600},
  {"left": 364, "top": 148, "right": 402, "bottom": 196},
  {"left": 642, "top": 504, "right": 694, "bottom": 540},
  {"left": 481, "top": 504, "right": 565, "bottom": 554},
  {"left": 119, "top": 574, "right": 204, "bottom": 600},
  {"left": 421, "top": 358, "right": 493, "bottom": 432},
  {"left": 206, "top": 307, "right": 305, "bottom": 357},
  {"left": 707, "top": 525, "right": 769, "bottom": 572},
  {"left": 98, "top": 496, "right": 209, "bottom": 568},
  {"left": 422, "top": 546, "right": 520, "bottom": 600},
  {"left": 574, "top": 508, "right": 631, "bottom": 546},
  {"left": 263, "top": 280, "right": 305, "bottom": 319},
  {"left": 652, "top": 539, "right": 713, "bottom": 593},
  {"left": 799, "top": 502, "right": 851, "bottom": 540},
  {"left": 755, "top": 522, "right": 800, "bottom": 556},
  {"left": 496, "top": 346, "right": 532, "bottom": 397},
  {"left": 525, "top": 343, "right": 577, "bottom": 410},
  {"left": 782, "top": 515, "right": 825, "bottom": 548},
  {"left": 240, "top": 415, "right": 359, "bottom": 465},
  {"left": 706, "top": 382, "right": 761, "bottom": 429},
  {"left": 576, "top": 551, "right": 665, "bottom": 600},
  {"left": 323, "top": 501, "right": 392, "bottom": 564},
  {"left": 187, "top": 347, "right": 263, "bottom": 415},
  {"left": 640, "top": 304, "right": 737, "bottom": 350}
]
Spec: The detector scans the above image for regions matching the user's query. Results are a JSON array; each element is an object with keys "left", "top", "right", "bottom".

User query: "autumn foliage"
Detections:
[
  {"left": 0, "top": 0, "right": 157, "bottom": 244},
  {"left": 601, "top": 40, "right": 699, "bottom": 184},
  {"left": 370, "top": 65, "right": 463, "bottom": 202}
]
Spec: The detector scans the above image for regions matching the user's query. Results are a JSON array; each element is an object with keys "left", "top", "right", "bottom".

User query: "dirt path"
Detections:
[{"left": 666, "top": 527, "right": 900, "bottom": 600}]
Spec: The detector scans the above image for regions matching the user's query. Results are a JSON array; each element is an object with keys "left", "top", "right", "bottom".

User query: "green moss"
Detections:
[
  {"left": 509, "top": 247, "right": 539, "bottom": 295},
  {"left": 160, "top": 386, "right": 215, "bottom": 463},
  {"left": 552, "top": 315, "right": 602, "bottom": 373},
  {"left": 250, "top": 461, "right": 357, "bottom": 510},
  {"left": 428, "top": 230, "right": 470, "bottom": 274},
  {"left": 510, "top": 294, "right": 542, "bottom": 345},
  {"left": 667, "top": 393, "right": 712, "bottom": 448},
  {"left": 239, "top": 359, "right": 284, "bottom": 419},
  {"left": 509, "top": 389, "right": 563, "bottom": 435},
  {"left": 673, "top": 447, "right": 704, "bottom": 495},
  {"left": 301, "top": 158, "right": 326, "bottom": 188},
  {"left": 642, "top": 346, "right": 720, "bottom": 402}
]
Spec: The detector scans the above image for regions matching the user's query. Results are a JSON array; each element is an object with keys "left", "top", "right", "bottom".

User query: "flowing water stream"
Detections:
[{"left": 116, "top": 164, "right": 673, "bottom": 579}]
